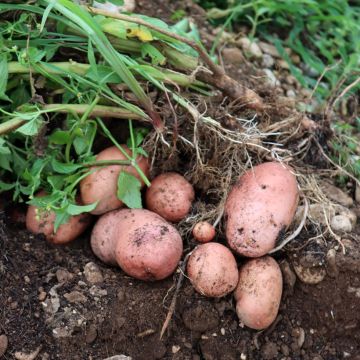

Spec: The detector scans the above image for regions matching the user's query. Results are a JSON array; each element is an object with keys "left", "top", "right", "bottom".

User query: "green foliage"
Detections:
[{"left": 0, "top": 1, "right": 209, "bottom": 228}]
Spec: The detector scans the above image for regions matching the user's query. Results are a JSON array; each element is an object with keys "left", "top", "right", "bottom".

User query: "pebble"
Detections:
[
  {"left": 14, "top": 346, "right": 41, "bottom": 360},
  {"left": 172, "top": 345, "right": 181, "bottom": 354},
  {"left": 85, "top": 324, "right": 98, "bottom": 344},
  {"left": 56, "top": 268, "right": 74, "bottom": 283},
  {"left": 237, "top": 37, "right": 263, "bottom": 58},
  {"left": 262, "top": 54, "right": 275, "bottom": 68},
  {"left": 84, "top": 262, "right": 104, "bottom": 284},
  {"left": 330, "top": 215, "right": 352, "bottom": 233},
  {"left": 286, "top": 89, "right": 296, "bottom": 98},
  {"left": 277, "top": 59, "right": 290, "bottom": 69},
  {"left": 280, "top": 260, "right": 296, "bottom": 292},
  {"left": 281, "top": 344, "right": 290, "bottom": 356},
  {"left": 321, "top": 182, "right": 353, "bottom": 207},
  {"left": 38, "top": 290, "right": 47, "bottom": 302},
  {"left": 355, "top": 184, "right": 360, "bottom": 203},
  {"left": 258, "top": 41, "right": 291, "bottom": 58},
  {"left": 263, "top": 69, "right": 279, "bottom": 87},
  {"left": 64, "top": 291, "right": 87, "bottom": 303},
  {"left": 261, "top": 342, "right": 278, "bottom": 359},
  {"left": 0, "top": 334, "right": 8, "bottom": 357},
  {"left": 222, "top": 47, "right": 243, "bottom": 65},
  {"left": 102, "top": 356, "right": 132, "bottom": 360},
  {"left": 117, "top": 289, "right": 126, "bottom": 303},
  {"left": 24, "top": 275, "right": 30, "bottom": 284},
  {"left": 293, "top": 263, "right": 326, "bottom": 284},
  {"left": 326, "top": 249, "right": 338, "bottom": 277},
  {"left": 89, "top": 285, "right": 108, "bottom": 297}
]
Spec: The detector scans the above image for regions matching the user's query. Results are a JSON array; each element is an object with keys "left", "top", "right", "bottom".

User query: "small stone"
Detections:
[
  {"left": 14, "top": 346, "right": 41, "bottom": 360},
  {"left": 263, "top": 69, "right": 279, "bottom": 87},
  {"left": 330, "top": 215, "right": 352, "bottom": 233},
  {"left": 172, "top": 345, "right": 181, "bottom": 354},
  {"left": 10, "top": 301, "right": 18, "bottom": 310},
  {"left": 24, "top": 276, "right": 30, "bottom": 284},
  {"left": 0, "top": 335, "right": 8, "bottom": 357},
  {"left": 38, "top": 291, "right": 47, "bottom": 302},
  {"left": 286, "top": 89, "right": 296, "bottom": 98},
  {"left": 117, "top": 289, "right": 126, "bottom": 303},
  {"left": 280, "top": 260, "right": 296, "bottom": 292},
  {"left": 355, "top": 184, "right": 360, "bottom": 203},
  {"left": 56, "top": 269, "right": 74, "bottom": 283},
  {"left": 281, "top": 344, "right": 289, "bottom": 356},
  {"left": 64, "top": 291, "right": 87, "bottom": 303},
  {"left": 277, "top": 59, "right": 290, "bottom": 69},
  {"left": 293, "top": 263, "right": 326, "bottom": 284},
  {"left": 237, "top": 37, "right": 263, "bottom": 58},
  {"left": 220, "top": 328, "right": 226, "bottom": 335},
  {"left": 84, "top": 262, "right": 104, "bottom": 284},
  {"left": 261, "top": 342, "right": 278, "bottom": 359},
  {"left": 262, "top": 54, "right": 275, "bottom": 68},
  {"left": 85, "top": 324, "right": 97, "bottom": 344},
  {"left": 321, "top": 182, "right": 353, "bottom": 207},
  {"left": 222, "top": 47, "right": 243, "bottom": 65},
  {"left": 258, "top": 41, "right": 291, "bottom": 58},
  {"left": 89, "top": 285, "right": 108, "bottom": 297},
  {"left": 326, "top": 249, "right": 338, "bottom": 277}
]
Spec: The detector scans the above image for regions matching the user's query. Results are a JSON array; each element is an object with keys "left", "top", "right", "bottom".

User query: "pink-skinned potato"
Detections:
[
  {"left": 234, "top": 256, "right": 283, "bottom": 330},
  {"left": 113, "top": 209, "right": 183, "bottom": 281},
  {"left": 192, "top": 221, "right": 216, "bottom": 243},
  {"left": 187, "top": 242, "right": 239, "bottom": 297},
  {"left": 225, "top": 162, "right": 299, "bottom": 257},
  {"left": 26, "top": 191, "right": 92, "bottom": 245},
  {"left": 145, "top": 172, "right": 194, "bottom": 222},
  {"left": 80, "top": 145, "right": 149, "bottom": 215},
  {"left": 90, "top": 208, "right": 124, "bottom": 266}
]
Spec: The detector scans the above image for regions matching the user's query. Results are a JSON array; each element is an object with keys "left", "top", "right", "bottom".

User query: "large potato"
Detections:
[
  {"left": 26, "top": 191, "right": 92, "bottom": 245},
  {"left": 187, "top": 243, "right": 239, "bottom": 297},
  {"left": 90, "top": 209, "right": 124, "bottom": 266},
  {"left": 80, "top": 145, "right": 149, "bottom": 215},
  {"left": 225, "top": 162, "right": 299, "bottom": 257},
  {"left": 234, "top": 256, "right": 283, "bottom": 330},
  {"left": 113, "top": 209, "right": 183, "bottom": 280},
  {"left": 145, "top": 172, "right": 194, "bottom": 222}
]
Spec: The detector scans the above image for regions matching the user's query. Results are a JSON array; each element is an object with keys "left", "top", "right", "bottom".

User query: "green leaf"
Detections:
[
  {"left": 0, "top": 154, "right": 12, "bottom": 172},
  {"left": 54, "top": 209, "right": 70, "bottom": 232},
  {"left": 49, "top": 130, "right": 71, "bottom": 145},
  {"left": 67, "top": 202, "right": 97, "bottom": 215},
  {"left": 0, "top": 138, "right": 11, "bottom": 155},
  {"left": 141, "top": 43, "right": 166, "bottom": 65},
  {"left": 0, "top": 54, "right": 11, "bottom": 102},
  {"left": 117, "top": 171, "right": 142, "bottom": 208},
  {"left": 47, "top": 175, "right": 65, "bottom": 190},
  {"left": 0, "top": 180, "right": 15, "bottom": 192},
  {"left": 51, "top": 158, "right": 83, "bottom": 174},
  {"left": 16, "top": 116, "right": 44, "bottom": 136}
]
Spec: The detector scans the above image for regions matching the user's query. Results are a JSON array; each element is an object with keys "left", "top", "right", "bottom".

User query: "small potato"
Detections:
[
  {"left": 80, "top": 145, "right": 149, "bottom": 215},
  {"left": 114, "top": 209, "right": 183, "bottom": 281},
  {"left": 225, "top": 162, "right": 299, "bottom": 257},
  {"left": 192, "top": 221, "right": 215, "bottom": 243},
  {"left": 145, "top": 172, "right": 194, "bottom": 222},
  {"left": 187, "top": 243, "right": 238, "bottom": 297},
  {"left": 26, "top": 191, "right": 92, "bottom": 245},
  {"left": 234, "top": 256, "right": 283, "bottom": 330}
]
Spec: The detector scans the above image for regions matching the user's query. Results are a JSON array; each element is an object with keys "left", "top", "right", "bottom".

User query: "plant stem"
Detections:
[
  {"left": 0, "top": 105, "right": 145, "bottom": 136},
  {"left": 82, "top": 159, "right": 131, "bottom": 167}
]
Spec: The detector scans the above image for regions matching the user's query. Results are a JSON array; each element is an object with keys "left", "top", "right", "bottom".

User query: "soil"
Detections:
[{"left": 1, "top": 1, "right": 360, "bottom": 360}]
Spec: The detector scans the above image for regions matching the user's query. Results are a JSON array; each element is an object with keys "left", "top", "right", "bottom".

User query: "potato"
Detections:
[
  {"left": 26, "top": 191, "right": 92, "bottom": 244},
  {"left": 145, "top": 172, "right": 194, "bottom": 222},
  {"left": 192, "top": 221, "right": 215, "bottom": 243},
  {"left": 234, "top": 256, "right": 283, "bottom": 330},
  {"left": 80, "top": 145, "right": 149, "bottom": 215},
  {"left": 187, "top": 243, "right": 238, "bottom": 297},
  {"left": 90, "top": 209, "right": 123, "bottom": 266},
  {"left": 225, "top": 162, "right": 299, "bottom": 257},
  {"left": 112, "top": 209, "right": 183, "bottom": 280}
]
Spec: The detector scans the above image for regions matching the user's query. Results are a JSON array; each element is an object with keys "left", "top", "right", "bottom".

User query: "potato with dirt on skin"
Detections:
[
  {"left": 187, "top": 242, "right": 239, "bottom": 297},
  {"left": 26, "top": 191, "right": 92, "bottom": 245},
  {"left": 80, "top": 145, "right": 149, "bottom": 215},
  {"left": 145, "top": 172, "right": 194, "bottom": 222},
  {"left": 192, "top": 221, "right": 216, "bottom": 243},
  {"left": 225, "top": 161, "right": 299, "bottom": 257},
  {"left": 91, "top": 208, "right": 183, "bottom": 280},
  {"left": 234, "top": 256, "right": 283, "bottom": 330}
]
